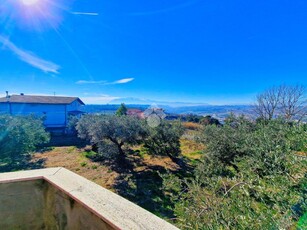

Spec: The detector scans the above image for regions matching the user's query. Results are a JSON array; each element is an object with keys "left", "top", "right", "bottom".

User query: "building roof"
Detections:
[
  {"left": 127, "top": 109, "right": 143, "bottom": 114},
  {"left": 0, "top": 95, "right": 85, "bottom": 105},
  {"left": 127, "top": 109, "right": 145, "bottom": 119}
]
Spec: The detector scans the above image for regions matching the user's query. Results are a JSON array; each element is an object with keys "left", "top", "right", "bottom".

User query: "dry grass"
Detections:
[
  {"left": 296, "top": 151, "right": 307, "bottom": 157},
  {"left": 180, "top": 138, "right": 205, "bottom": 160},
  {"left": 30, "top": 138, "right": 205, "bottom": 203},
  {"left": 31, "top": 144, "right": 188, "bottom": 189},
  {"left": 183, "top": 122, "right": 202, "bottom": 130},
  {"left": 32, "top": 147, "right": 118, "bottom": 190},
  {"left": 142, "top": 155, "right": 180, "bottom": 170}
]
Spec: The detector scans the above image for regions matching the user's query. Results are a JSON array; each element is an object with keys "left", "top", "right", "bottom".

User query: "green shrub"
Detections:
[
  {"left": 164, "top": 117, "right": 307, "bottom": 229},
  {"left": 144, "top": 121, "right": 184, "bottom": 163},
  {"left": 0, "top": 115, "right": 50, "bottom": 163},
  {"left": 91, "top": 165, "right": 98, "bottom": 169},
  {"left": 82, "top": 150, "right": 97, "bottom": 158}
]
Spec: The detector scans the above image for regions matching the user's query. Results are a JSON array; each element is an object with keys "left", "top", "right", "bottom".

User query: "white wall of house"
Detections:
[
  {"left": 66, "top": 100, "right": 81, "bottom": 111},
  {"left": 0, "top": 99, "right": 83, "bottom": 128},
  {"left": 0, "top": 96, "right": 85, "bottom": 133},
  {"left": 10, "top": 103, "right": 67, "bottom": 127},
  {"left": 0, "top": 104, "right": 9, "bottom": 114}
]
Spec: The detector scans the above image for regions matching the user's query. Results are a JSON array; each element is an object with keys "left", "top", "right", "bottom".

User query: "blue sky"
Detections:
[{"left": 0, "top": 0, "right": 306, "bottom": 105}]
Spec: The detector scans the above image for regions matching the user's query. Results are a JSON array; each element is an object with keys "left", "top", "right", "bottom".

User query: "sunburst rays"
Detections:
[{"left": 0, "top": 0, "right": 71, "bottom": 32}]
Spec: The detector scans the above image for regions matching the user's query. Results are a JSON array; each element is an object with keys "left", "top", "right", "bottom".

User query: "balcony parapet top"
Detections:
[{"left": 0, "top": 167, "right": 179, "bottom": 230}]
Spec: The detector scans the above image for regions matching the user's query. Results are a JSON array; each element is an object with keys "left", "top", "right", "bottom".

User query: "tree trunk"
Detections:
[{"left": 116, "top": 143, "right": 126, "bottom": 165}]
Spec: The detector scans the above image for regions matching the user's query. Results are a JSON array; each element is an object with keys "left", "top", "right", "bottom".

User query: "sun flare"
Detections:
[{"left": 21, "top": 0, "right": 39, "bottom": 6}]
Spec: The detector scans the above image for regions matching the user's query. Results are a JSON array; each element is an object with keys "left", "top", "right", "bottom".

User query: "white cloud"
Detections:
[
  {"left": 71, "top": 12, "right": 99, "bottom": 16},
  {"left": 76, "top": 78, "right": 134, "bottom": 85},
  {"left": 0, "top": 36, "right": 60, "bottom": 74},
  {"left": 76, "top": 80, "right": 107, "bottom": 84},
  {"left": 113, "top": 78, "right": 134, "bottom": 84}
]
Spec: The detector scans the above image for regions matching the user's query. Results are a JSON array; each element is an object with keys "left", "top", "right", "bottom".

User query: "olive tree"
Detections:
[
  {"left": 163, "top": 116, "right": 307, "bottom": 229},
  {"left": 198, "top": 115, "right": 254, "bottom": 171},
  {"left": 144, "top": 120, "right": 185, "bottom": 165},
  {"left": 76, "top": 115, "right": 147, "bottom": 161},
  {"left": 0, "top": 115, "right": 50, "bottom": 163}
]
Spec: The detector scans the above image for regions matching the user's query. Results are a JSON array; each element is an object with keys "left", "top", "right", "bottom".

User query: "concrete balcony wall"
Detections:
[
  {"left": 1, "top": 180, "right": 46, "bottom": 229},
  {"left": 0, "top": 179, "right": 112, "bottom": 229},
  {"left": 0, "top": 168, "right": 179, "bottom": 230}
]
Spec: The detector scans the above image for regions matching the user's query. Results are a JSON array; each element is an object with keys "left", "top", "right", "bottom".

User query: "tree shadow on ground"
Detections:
[
  {"left": 84, "top": 148, "right": 195, "bottom": 220},
  {"left": 112, "top": 151, "right": 195, "bottom": 220},
  {"left": 43, "top": 135, "right": 88, "bottom": 148},
  {"left": 113, "top": 164, "right": 176, "bottom": 219},
  {"left": 0, "top": 155, "right": 45, "bottom": 173}
]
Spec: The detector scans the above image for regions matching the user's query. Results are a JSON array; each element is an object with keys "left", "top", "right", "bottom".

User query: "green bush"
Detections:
[
  {"left": 67, "top": 115, "right": 79, "bottom": 134},
  {"left": 0, "top": 115, "right": 50, "bottom": 163},
  {"left": 144, "top": 121, "right": 184, "bottom": 163},
  {"left": 164, "top": 117, "right": 307, "bottom": 229}
]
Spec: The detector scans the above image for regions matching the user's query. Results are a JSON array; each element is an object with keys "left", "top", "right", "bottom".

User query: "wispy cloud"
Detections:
[
  {"left": 76, "top": 78, "right": 134, "bottom": 85},
  {"left": 76, "top": 80, "right": 107, "bottom": 84},
  {"left": 113, "top": 78, "right": 134, "bottom": 84},
  {"left": 0, "top": 36, "right": 60, "bottom": 74},
  {"left": 71, "top": 12, "right": 99, "bottom": 16}
]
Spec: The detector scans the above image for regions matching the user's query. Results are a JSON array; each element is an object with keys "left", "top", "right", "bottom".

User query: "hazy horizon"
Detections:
[{"left": 0, "top": 92, "right": 256, "bottom": 106}]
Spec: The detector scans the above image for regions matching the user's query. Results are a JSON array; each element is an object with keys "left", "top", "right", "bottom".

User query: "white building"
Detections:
[{"left": 0, "top": 93, "right": 85, "bottom": 129}]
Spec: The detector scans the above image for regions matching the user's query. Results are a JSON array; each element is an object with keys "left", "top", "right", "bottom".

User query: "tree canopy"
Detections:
[
  {"left": 116, "top": 103, "right": 128, "bottom": 116},
  {"left": 163, "top": 116, "right": 307, "bottom": 229},
  {"left": 144, "top": 120, "right": 184, "bottom": 164},
  {"left": 0, "top": 115, "right": 50, "bottom": 163},
  {"left": 76, "top": 114, "right": 147, "bottom": 160}
]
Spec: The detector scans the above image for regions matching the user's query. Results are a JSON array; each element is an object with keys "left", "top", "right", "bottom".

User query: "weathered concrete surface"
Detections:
[
  {"left": 0, "top": 168, "right": 179, "bottom": 230},
  {"left": 0, "top": 179, "right": 112, "bottom": 230},
  {"left": 44, "top": 181, "right": 113, "bottom": 230},
  {"left": 0, "top": 180, "right": 46, "bottom": 229}
]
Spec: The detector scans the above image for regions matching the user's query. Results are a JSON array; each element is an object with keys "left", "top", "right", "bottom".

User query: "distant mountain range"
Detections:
[
  {"left": 106, "top": 97, "right": 255, "bottom": 120},
  {"left": 81, "top": 103, "right": 255, "bottom": 121},
  {"left": 109, "top": 97, "right": 209, "bottom": 107}
]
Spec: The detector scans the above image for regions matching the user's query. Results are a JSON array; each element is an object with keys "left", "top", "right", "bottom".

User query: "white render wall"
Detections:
[
  {"left": 66, "top": 100, "right": 81, "bottom": 111},
  {"left": 12, "top": 103, "right": 66, "bottom": 127},
  {"left": 0, "top": 100, "right": 82, "bottom": 128}
]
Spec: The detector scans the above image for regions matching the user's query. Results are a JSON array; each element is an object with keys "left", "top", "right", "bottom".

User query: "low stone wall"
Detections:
[{"left": 0, "top": 168, "right": 179, "bottom": 230}]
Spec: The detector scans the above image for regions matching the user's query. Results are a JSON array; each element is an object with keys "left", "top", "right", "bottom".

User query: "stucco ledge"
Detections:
[{"left": 0, "top": 167, "right": 179, "bottom": 230}]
